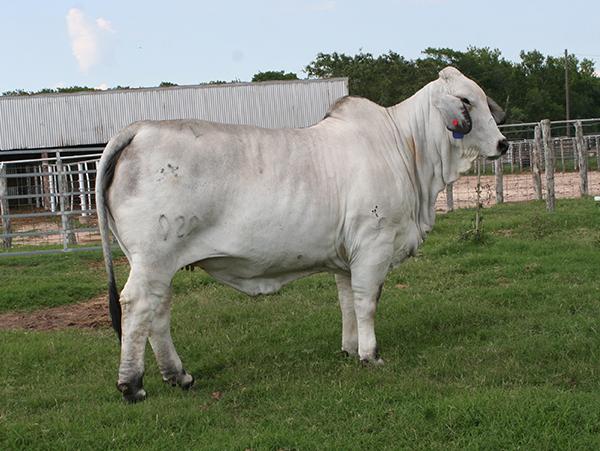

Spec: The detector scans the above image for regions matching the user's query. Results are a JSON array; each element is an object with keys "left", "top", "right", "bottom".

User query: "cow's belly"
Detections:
[
  {"left": 185, "top": 226, "right": 344, "bottom": 295},
  {"left": 197, "top": 256, "right": 326, "bottom": 295}
]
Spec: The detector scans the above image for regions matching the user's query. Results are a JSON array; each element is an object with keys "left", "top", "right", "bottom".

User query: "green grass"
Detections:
[
  {"left": 0, "top": 249, "right": 127, "bottom": 312},
  {"left": 2, "top": 198, "right": 600, "bottom": 449}
]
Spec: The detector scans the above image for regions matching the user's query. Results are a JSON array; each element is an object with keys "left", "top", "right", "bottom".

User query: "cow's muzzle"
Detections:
[{"left": 498, "top": 139, "right": 509, "bottom": 155}]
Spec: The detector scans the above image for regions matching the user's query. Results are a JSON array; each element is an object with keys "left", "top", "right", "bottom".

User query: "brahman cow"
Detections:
[{"left": 96, "top": 67, "right": 507, "bottom": 402}]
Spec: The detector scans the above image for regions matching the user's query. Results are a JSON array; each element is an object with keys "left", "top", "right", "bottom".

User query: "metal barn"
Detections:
[{"left": 0, "top": 78, "right": 349, "bottom": 150}]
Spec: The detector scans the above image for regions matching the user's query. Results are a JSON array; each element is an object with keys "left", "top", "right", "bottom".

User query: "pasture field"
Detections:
[{"left": 1, "top": 198, "right": 600, "bottom": 450}]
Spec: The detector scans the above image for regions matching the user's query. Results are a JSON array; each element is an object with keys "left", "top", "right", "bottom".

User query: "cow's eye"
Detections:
[{"left": 460, "top": 98, "right": 471, "bottom": 106}]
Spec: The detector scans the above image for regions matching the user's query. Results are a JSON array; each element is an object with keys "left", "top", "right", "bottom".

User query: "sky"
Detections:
[{"left": 1, "top": 0, "right": 599, "bottom": 93}]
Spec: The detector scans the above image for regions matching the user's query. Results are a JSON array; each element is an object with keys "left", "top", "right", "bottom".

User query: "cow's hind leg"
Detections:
[
  {"left": 335, "top": 274, "right": 358, "bottom": 356},
  {"left": 148, "top": 289, "right": 194, "bottom": 390},
  {"left": 117, "top": 267, "right": 171, "bottom": 403}
]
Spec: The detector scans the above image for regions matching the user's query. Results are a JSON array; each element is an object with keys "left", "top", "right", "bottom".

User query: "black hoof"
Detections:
[
  {"left": 163, "top": 369, "right": 195, "bottom": 390},
  {"left": 180, "top": 372, "right": 194, "bottom": 390},
  {"left": 340, "top": 348, "right": 358, "bottom": 358},
  {"left": 360, "top": 357, "right": 385, "bottom": 367},
  {"left": 117, "top": 382, "right": 147, "bottom": 403}
]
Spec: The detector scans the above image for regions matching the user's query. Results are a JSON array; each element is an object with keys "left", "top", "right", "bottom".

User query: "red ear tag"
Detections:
[{"left": 452, "top": 119, "right": 459, "bottom": 127}]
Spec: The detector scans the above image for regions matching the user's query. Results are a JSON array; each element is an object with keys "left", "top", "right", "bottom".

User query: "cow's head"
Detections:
[{"left": 432, "top": 67, "right": 508, "bottom": 174}]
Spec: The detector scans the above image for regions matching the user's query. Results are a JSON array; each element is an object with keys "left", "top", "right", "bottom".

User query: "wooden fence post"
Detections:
[
  {"left": 574, "top": 120, "right": 588, "bottom": 196},
  {"left": 0, "top": 163, "right": 12, "bottom": 249},
  {"left": 541, "top": 119, "right": 555, "bottom": 211},
  {"left": 532, "top": 126, "right": 543, "bottom": 201},
  {"left": 446, "top": 183, "right": 454, "bottom": 212},
  {"left": 495, "top": 156, "right": 504, "bottom": 204},
  {"left": 596, "top": 136, "right": 600, "bottom": 170}
]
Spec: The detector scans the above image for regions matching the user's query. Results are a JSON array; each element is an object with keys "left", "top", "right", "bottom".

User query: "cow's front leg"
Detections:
[
  {"left": 335, "top": 273, "right": 358, "bottom": 356},
  {"left": 117, "top": 269, "right": 170, "bottom": 403},
  {"left": 149, "top": 289, "right": 194, "bottom": 390},
  {"left": 350, "top": 263, "right": 387, "bottom": 365}
]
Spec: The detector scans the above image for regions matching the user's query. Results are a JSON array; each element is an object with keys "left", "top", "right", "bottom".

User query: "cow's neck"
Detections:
[{"left": 386, "top": 84, "right": 458, "bottom": 235}]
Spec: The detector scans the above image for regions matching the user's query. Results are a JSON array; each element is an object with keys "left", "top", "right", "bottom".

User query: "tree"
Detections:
[
  {"left": 306, "top": 51, "right": 420, "bottom": 106},
  {"left": 305, "top": 47, "right": 600, "bottom": 123},
  {"left": 252, "top": 71, "right": 298, "bottom": 82}
]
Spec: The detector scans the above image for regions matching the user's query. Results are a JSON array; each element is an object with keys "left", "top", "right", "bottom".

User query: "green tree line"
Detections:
[
  {"left": 4, "top": 47, "right": 598, "bottom": 124},
  {"left": 305, "top": 47, "right": 600, "bottom": 123}
]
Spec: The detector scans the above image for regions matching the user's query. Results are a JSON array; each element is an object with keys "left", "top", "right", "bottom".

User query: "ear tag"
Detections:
[{"left": 451, "top": 119, "right": 464, "bottom": 139}]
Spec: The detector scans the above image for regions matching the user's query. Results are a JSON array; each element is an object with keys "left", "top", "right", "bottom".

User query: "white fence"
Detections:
[{"left": 0, "top": 147, "right": 102, "bottom": 255}]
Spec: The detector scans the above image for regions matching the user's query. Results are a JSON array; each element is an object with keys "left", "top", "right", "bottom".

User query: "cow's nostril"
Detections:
[{"left": 498, "top": 139, "right": 509, "bottom": 155}]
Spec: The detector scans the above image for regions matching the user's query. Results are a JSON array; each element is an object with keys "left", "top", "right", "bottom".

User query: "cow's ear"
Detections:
[
  {"left": 434, "top": 94, "right": 472, "bottom": 135},
  {"left": 487, "top": 96, "right": 506, "bottom": 125}
]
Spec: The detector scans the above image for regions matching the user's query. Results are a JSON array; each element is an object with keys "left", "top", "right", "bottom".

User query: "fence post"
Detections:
[
  {"left": 541, "top": 119, "right": 555, "bottom": 212},
  {"left": 596, "top": 136, "right": 600, "bottom": 171},
  {"left": 532, "top": 126, "right": 543, "bottom": 201},
  {"left": 559, "top": 139, "right": 566, "bottom": 172},
  {"left": 495, "top": 156, "right": 504, "bottom": 204},
  {"left": 510, "top": 143, "right": 515, "bottom": 173},
  {"left": 0, "top": 163, "right": 12, "bottom": 249},
  {"left": 56, "top": 152, "right": 77, "bottom": 248},
  {"left": 33, "top": 165, "right": 41, "bottom": 209},
  {"left": 574, "top": 121, "right": 588, "bottom": 196},
  {"left": 446, "top": 183, "right": 454, "bottom": 212},
  {"left": 41, "top": 151, "right": 51, "bottom": 210},
  {"left": 77, "top": 163, "right": 88, "bottom": 217}
]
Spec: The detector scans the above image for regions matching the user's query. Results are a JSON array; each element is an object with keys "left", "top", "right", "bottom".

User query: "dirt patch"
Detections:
[{"left": 0, "top": 294, "right": 111, "bottom": 331}]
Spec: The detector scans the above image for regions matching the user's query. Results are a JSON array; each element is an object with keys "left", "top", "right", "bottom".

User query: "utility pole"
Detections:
[{"left": 565, "top": 49, "right": 571, "bottom": 136}]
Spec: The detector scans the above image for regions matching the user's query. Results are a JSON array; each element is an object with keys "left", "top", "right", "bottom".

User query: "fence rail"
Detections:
[
  {"left": 0, "top": 147, "right": 102, "bottom": 255},
  {"left": 1, "top": 118, "right": 600, "bottom": 257}
]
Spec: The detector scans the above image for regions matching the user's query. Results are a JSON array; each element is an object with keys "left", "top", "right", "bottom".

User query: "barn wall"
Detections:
[{"left": 0, "top": 78, "right": 348, "bottom": 151}]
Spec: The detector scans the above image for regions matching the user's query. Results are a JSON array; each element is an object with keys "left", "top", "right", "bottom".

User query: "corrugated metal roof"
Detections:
[{"left": 0, "top": 78, "right": 348, "bottom": 151}]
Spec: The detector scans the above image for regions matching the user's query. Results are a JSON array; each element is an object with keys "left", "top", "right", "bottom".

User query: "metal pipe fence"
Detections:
[{"left": 1, "top": 147, "right": 103, "bottom": 255}]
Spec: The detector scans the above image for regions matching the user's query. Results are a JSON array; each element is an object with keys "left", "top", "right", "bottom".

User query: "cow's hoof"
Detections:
[
  {"left": 340, "top": 349, "right": 358, "bottom": 358},
  {"left": 163, "top": 369, "right": 195, "bottom": 390},
  {"left": 341, "top": 346, "right": 358, "bottom": 357},
  {"left": 179, "top": 370, "right": 195, "bottom": 390},
  {"left": 359, "top": 348, "right": 384, "bottom": 366},
  {"left": 117, "top": 382, "right": 147, "bottom": 403},
  {"left": 360, "top": 357, "right": 385, "bottom": 366}
]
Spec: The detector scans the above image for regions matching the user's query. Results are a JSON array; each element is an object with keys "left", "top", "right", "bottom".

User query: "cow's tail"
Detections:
[{"left": 95, "top": 123, "right": 141, "bottom": 341}]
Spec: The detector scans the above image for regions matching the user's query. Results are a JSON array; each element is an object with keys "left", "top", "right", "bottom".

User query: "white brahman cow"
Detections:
[{"left": 96, "top": 67, "right": 507, "bottom": 402}]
